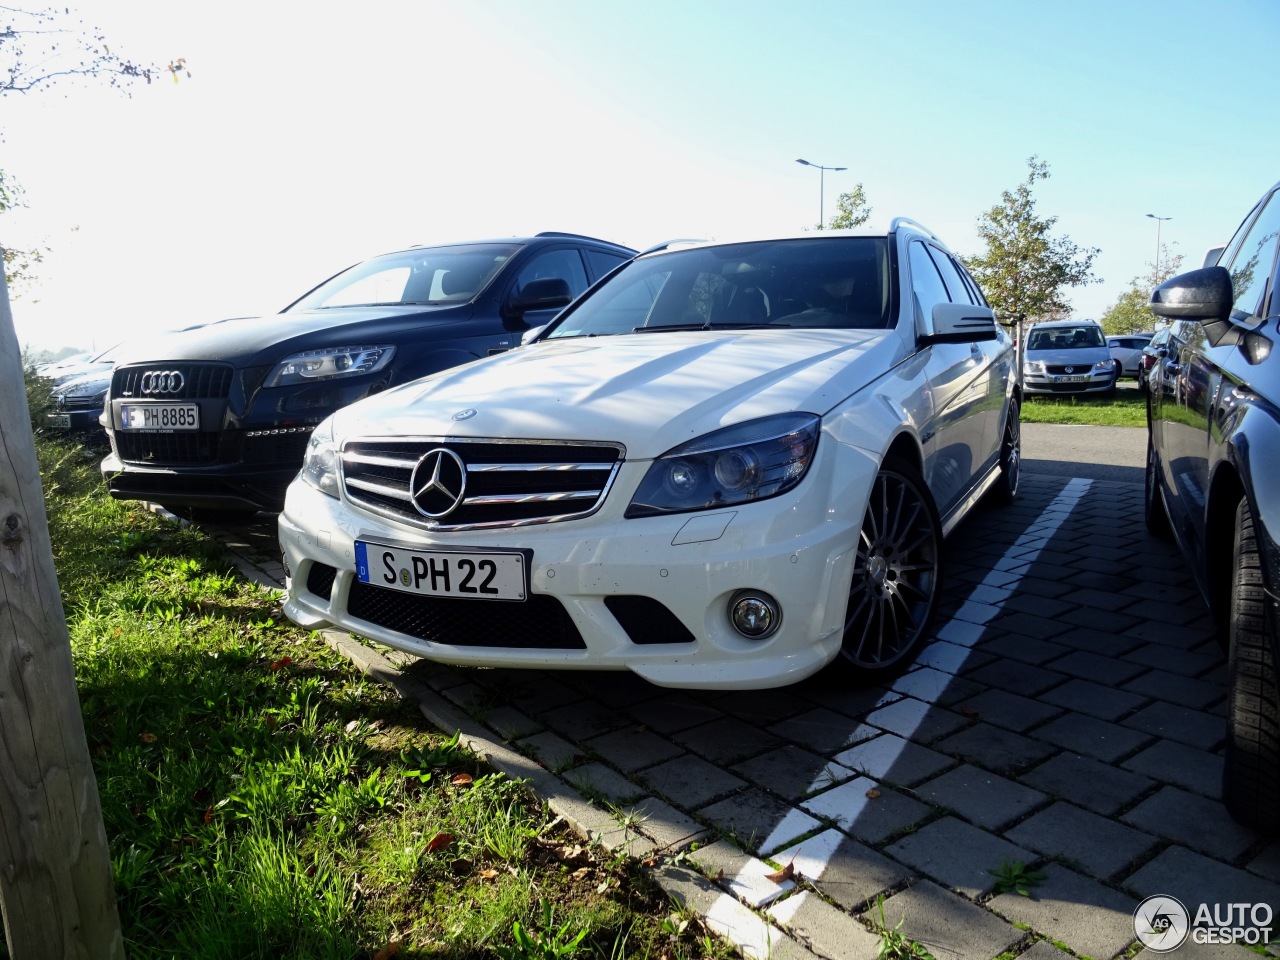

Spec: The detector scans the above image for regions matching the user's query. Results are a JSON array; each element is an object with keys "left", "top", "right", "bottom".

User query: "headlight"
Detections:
[
  {"left": 299, "top": 418, "right": 340, "bottom": 499},
  {"left": 265, "top": 344, "right": 396, "bottom": 387},
  {"left": 1093, "top": 359, "right": 1113, "bottom": 372},
  {"left": 1024, "top": 361, "right": 1045, "bottom": 374},
  {"left": 625, "top": 413, "right": 820, "bottom": 518}
]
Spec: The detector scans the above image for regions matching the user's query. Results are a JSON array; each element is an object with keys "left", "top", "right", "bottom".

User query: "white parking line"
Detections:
[{"left": 722, "top": 478, "right": 1095, "bottom": 940}]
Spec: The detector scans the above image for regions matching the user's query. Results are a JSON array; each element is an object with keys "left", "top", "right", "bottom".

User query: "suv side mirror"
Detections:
[
  {"left": 1151, "top": 266, "right": 1237, "bottom": 346},
  {"left": 507, "top": 277, "right": 573, "bottom": 316},
  {"left": 922, "top": 302, "right": 998, "bottom": 344}
]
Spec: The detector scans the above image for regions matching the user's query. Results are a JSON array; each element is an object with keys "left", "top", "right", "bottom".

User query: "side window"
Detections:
[
  {"left": 512, "top": 249, "right": 590, "bottom": 300},
  {"left": 1223, "top": 191, "right": 1280, "bottom": 320},
  {"left": 909, "top": 241, "right": 950, "bottom": 323},
  {"left": 585, "top": 249, "right": 631, "bottom": 280},
  {"left": 926, "top": 246, "right": 975, "bottom": 304}
]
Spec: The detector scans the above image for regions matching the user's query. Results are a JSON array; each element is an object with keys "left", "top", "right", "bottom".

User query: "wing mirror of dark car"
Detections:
[
  {"left": 506, "top": 277, "right": 573, "bottom": 318},
  {"left": 1150, "top": 266, "right": 1237, "bottom": 346},
  {"left": 921, "top": 302, "right": 999, "bottom": 345}
]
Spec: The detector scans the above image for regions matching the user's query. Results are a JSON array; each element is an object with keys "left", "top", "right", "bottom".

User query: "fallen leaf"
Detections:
[
  {"left": 450, "top": 773, "right": 474, "bottom": 788},
  {"left": 372, "top": 941, "right": 401, "bottom": 960},
  {"left": 426, "top": 832, "right": 454, "bottom": 852},
  {"left": 641, "top": 856, "right": 659, "bottom": 868},
  {"left": 715, "top": 868, "right": 724, "bottom": 882},
  {"left": 865, "top": 788, "right": 881, "bottom": 800},
  {"left": 570, "top": 866, "right": 591, "bottom": 880},
  {"left": 264, "top": 715, "right": 279, "bottom": 729},
  {"left": 269, "top": 656, "right": 292, "bottom": 671},
  {"left": 305, "top": 863, "right": 317, "bottom": 877},
  {"left": 479, "top": 868, "right": 500, "bottom": 880},
  {"left": 344, "top": 719, "right": 362, "bottom": 734},
  {"left": 139, "top": 732, "right": 157, "bottom": 744},
  {"left": 203, "top": 804, "right": 214, "bottom": 823},
  {"left": 764, "top": 861, "right": 795, "bottom": 884}
]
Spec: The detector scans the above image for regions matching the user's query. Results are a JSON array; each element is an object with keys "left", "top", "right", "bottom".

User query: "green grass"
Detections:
[
  {"left": 1022, "top": 387, "right": 1146, "bottom": 427},
  {"left": 22, "top": 419, "right": 735, "bottom": 959}
]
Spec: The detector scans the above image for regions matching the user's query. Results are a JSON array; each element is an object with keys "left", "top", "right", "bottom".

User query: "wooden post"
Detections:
[{"left": 0, "top": 261, "right": 124, "bottom": 957}]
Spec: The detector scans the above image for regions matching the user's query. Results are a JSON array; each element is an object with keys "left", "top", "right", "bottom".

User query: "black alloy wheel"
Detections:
[
  {"left": 1223, "top": 496, "right": 1280, "bottom": 834},
  {"left": 839, "top": 463, "right": 942, "bottom": 676}
]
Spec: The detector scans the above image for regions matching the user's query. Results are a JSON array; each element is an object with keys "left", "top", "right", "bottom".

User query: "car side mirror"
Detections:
[
  {"left": 1151, "top": 266, "right": 1237, "bottom": 346},
  {"left": 507, "top": 277, "right": 573, "bottom": 316},
  {"left": 922, "top": 302, "right": 999, "bottom": 345}
]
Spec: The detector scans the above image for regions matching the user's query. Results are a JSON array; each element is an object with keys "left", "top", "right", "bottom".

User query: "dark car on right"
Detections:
[{"left": 1145, "top": 181, "right": 1280, "bottom": 833}]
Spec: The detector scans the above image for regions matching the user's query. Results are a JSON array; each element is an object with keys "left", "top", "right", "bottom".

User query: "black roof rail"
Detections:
[
  {"left": 637, "top": 238, "right": 708, "bottom": 256},
  {"left": 534, "top": 231, "right": 628, "bottom": 246}
]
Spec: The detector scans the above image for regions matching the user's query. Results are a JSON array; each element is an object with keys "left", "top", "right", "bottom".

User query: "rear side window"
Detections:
[
  {"left": 585, "top": 249, "right": 631, "bottom": 279},
  {"left": 926, "top": 246, "right": 976, "bottom": 305},
  {"left": 512, "top": 248, "right": 590, "bottom": 300}
]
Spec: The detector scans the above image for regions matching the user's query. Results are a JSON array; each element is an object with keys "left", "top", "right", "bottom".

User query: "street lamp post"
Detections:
[
  {"left": 1146, "top": 213, "right": 1172, "bottom": 276},
  {"left": 796, "top": 158, "right": 846, "bottom": 230}
]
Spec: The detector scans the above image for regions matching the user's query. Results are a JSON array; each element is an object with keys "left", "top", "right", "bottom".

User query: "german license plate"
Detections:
[
  {"left": 355, "top": 541, "right": 528, "bottom": 601},
  {"left": 47, "top": 413, "right": 71, "bottom": 429},
  {"left": 119, "top": 403, "right": 200, "bottom": 430},
  {"left": 1055, "top": 375, "right": 1087, "bottom": 383}
]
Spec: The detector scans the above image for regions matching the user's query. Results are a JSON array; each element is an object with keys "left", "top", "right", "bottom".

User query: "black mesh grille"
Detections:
[
  {"left": 116, "top": 431, "right": 221, "bottom": 464},
  {"left": 341, "top": 438, "right": 622, "bottom": 528},
  {"left": 347, "top": 582, "right": 585, "bottom": 649},
  {"left": 241, "top": 431, "right": 312, "bottom": 465},
  {"left": 59, "top": 395, "right": 101, "bottom": 411},
  {"left": 306, "top": 562, "right": 337, "bottom": 600},
  {"left": 604, "top": 595, "right": 695, "bottom": 645},
  {"left": 113, "top": 363, "right": 234, "bottom": 400}
]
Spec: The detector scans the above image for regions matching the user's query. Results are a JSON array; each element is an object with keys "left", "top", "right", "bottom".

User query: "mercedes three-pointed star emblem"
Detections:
[{"left": 409, "top": 448, "right": 467, "bottom": 518}]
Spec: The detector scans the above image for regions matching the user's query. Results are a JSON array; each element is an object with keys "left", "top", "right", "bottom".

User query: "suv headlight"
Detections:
[
  {"left": 625, "top": 413, "right": 820, "bottom": 519},
  {"left": 266, "top": 344, "right": 396, "bottom": 387},
  {"left": 1024, "top": 361, "right": 1045, "bottom": 375},
  {"left": 300, "top": 418, "right": 340, "bottom": 498}
]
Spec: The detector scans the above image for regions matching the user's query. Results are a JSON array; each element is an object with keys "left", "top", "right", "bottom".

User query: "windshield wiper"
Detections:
[{"left": 630, "top": 323, "right": 775, "bottom": 334}]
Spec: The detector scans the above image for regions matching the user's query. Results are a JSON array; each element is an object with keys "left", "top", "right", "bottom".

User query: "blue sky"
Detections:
[{"left": 4, "top": 0, "right": 1279, "bottom": 352}]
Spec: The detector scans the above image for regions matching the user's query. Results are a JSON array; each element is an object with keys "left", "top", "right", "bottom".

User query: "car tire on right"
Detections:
[{"left": 1223, "top": 496, "right": 1280, "bottom": 834}]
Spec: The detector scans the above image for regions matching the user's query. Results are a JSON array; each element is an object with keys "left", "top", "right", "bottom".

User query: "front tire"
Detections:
[
  {"left": 990, "top": 398, "right": 1021, "bottom": 505},
  {"left": 837, "top": 463, "right": 942, "bottom": 678},
  {"left": 1143, "top": 433, "right": 1171, "bottom": 539},
  {"left": 1223, "top": 496, "right": 1280, "bottom": 834}
]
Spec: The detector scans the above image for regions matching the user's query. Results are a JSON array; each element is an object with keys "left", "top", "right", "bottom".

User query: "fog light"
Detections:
[{"left": 729, "top": 591, "right": 781, "bottom": 639}]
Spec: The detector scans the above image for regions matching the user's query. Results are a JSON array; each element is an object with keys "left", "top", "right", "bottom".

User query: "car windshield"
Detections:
[
  {"left": 545, "top": 237, "right": 891, "bottom": 339},
  {"left": 288, "top": 243, "right": 521, "bottom": 310},
  {"left": 1026, "top": 325, "right": 1106, "bottom": 351}
]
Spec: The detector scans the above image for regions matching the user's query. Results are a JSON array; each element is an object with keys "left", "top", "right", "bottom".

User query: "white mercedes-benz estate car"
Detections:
[{"left": 278, "top": 220, "right": 1020, "bottom": 689}]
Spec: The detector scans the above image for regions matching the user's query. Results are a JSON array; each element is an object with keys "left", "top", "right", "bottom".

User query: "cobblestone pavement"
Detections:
[{"left": 215, "top": 464, "right": 1276, "bottom": 960}]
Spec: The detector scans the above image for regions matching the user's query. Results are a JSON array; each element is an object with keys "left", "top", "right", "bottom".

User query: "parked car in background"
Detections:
[
  {"left": 1021, "top": 319, "right": 1116, "bottom": 395},
  {"left": 100, "top": 233, "right": 636, "bottom": 517},
  {"left": 1145, "top": 180, "right": 1280, "bottom": 833},
  {"left": 278, "top": 219, "right": 1020, "bottom": 690},
  {"left": 47, "top": 369, "right": 112, "bottom": 437},
  {"left": 1136, "top": 327, "right": 1174, "bottom": 393},
  {"left": 1107, "top": 333, "right": 1153, "bottom": 379}
]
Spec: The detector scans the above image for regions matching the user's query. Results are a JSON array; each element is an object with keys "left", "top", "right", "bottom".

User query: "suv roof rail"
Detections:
[
  {"left": 890, "top": 218, "right": 940, "bottom": 242},
  {"left": 637, "top": 238, "right": 708, "bottom": 256},
  {"left": 534, "top": 231, "right": 627, "bottom": 246}
]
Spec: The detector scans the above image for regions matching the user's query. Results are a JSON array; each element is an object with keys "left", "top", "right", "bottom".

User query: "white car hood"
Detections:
[{"left": 331, "top": 329, "right": 903, "bottom": 459}]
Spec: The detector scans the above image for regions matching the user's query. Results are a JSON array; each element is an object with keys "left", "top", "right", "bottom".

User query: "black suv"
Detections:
[
  {"left": 1145, "top": 182, "right": 1280, "bottom": 833},
  {"left": 101, "top": 232, "right": 635, "bottom": 515}
]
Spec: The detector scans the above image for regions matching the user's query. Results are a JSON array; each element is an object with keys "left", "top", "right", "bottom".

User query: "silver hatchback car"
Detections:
[{"left": 1022, "top": 320, "right": 1116, "bottom": 395}]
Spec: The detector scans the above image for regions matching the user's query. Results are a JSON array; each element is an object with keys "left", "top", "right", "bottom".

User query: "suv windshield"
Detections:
[
  {"left": 288, "top": 243, "right": 521, "bottom": 310},
  {"left": 1027, "top": 324, "right": 1105, "bottom": 351},
  {"left": 546, "top": 237, "right": 891, "bottom": 338}
]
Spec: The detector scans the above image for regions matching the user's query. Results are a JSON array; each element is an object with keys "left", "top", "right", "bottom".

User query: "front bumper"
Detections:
[
  {"left": 1022, "top": 369, "right": 1115, "bottom": 395},
  {"left": 278, "top": 436, "right": 878, "bottom": 690}
]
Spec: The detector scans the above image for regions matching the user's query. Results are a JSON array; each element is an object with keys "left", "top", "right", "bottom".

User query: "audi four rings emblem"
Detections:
[
  {"left": 139, "top": 371, "right": 185, "bottom": 394},
  {"left": 409, "top": 448, "right": 467, "bottom": 518}
]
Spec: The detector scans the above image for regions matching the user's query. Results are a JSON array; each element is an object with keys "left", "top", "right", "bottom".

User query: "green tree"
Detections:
[
  {"left": 1, "top": 169, "right": 44, "bottom": 296},
  {"left": 1, "top": 5, "right": 186, "bottom": 94},
  {"left": 827, "top": 184, "right": 872, "bottom": 230},
  {"left": 962, "top": 156, "right": 1100, "bottom": 326},
  {"left": 1099, "top": 248, "right": 1185, "bottom": 335}
]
